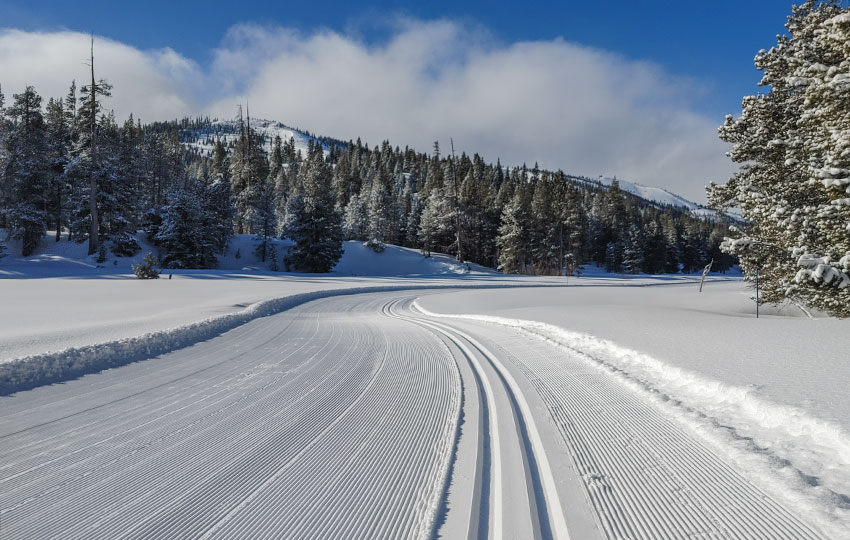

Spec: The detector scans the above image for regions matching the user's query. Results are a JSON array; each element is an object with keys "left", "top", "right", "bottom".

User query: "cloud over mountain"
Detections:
[{"left": 0, "top": 21, "right": 735, "bottom": 202}]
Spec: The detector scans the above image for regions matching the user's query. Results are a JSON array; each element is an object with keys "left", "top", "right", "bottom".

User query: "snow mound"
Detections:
[{"left": 333, "top": 242, "right": 494, "bottom": 276}]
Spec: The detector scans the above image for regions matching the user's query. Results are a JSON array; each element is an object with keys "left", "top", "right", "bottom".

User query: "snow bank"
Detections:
[
  {"left": 413, "top": 301, "right": 850, "bottom": 535},
  {"left": 0, "top": 282, "right": 541, "bottom": 395}
]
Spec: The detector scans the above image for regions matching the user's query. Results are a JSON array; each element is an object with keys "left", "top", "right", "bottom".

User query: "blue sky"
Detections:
[
  {"left": 0, "top": 0, "right": 794, "bottom": 119},
  {"left": 0, "top": 1, "right": 809, "bottom": 201}
]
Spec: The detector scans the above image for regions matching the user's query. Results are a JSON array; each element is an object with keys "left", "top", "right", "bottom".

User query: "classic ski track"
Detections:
[
  {"left": 0, "top": 288, "right": 831, "bottom": 540},
  {"left": 417, "top": 307, "right": 829, "bottom": 540},
  {"left": 387, "top": 299, "right": 571, "bottom": 540},
  {"left": 0, "top": 293, "right": 462, "bottom": 539}
]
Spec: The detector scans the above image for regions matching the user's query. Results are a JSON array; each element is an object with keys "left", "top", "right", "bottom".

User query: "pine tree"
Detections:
[
  {"left": 0, "top": 85, "right": 6, "bottom": 259},
  {"left": 132, "top": 252, "right": 160, "bottom": 279},
  {"left": 367, "top": 168, "right": 394, "bottom": 245},
  {"left": 4, "top": 86, "right": 49, "bottom": 256},
  {"left": 79, "top": 37, "right": 112, "bottom": 255},
  {"left": 268, "top": 243, "right": 279, "bottom": 271},
  {"left": 709, "top": 0, "right": 850, "bottom": 316},
  {"left": 285, "top": 153, "right": 343, "bottom": 272},
  {"left": 531, "top": 171, "right": 559, "bottom": 274},
  {"left": 497, "top": 193, "right": 525, "bottom": 274},
  {"left": 0, "top": 83, "right": 8, "bottom": 231},
  {"left": 253, "top": 178, "right": 277, "bottom": 262},
  {"left": 229, "top": 107, "right": 268, "bottom": 234},
  {"left": 418, "top": 187, "right": 453, "bottom": 257},
  {"left": 44, "top": 97, "right": 71, "bottom": 242},
  {"left": 622, "top": 224, "right": 644, "bottom": 274},
  {"left": 343, "top": 190, "right": 369, "bottom": 240},
  {"left": 155, "top": 174, "right": 232, "bottom": 269}
]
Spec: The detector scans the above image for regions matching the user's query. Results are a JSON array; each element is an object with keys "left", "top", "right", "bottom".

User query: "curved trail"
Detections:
[
  {"left": 405, "top": 298, "right": 829, "bottom": 540},
  {"left": 387, "top": 298, "right": 571, "bottom": 540},
  {"left": 0, "top": 289, "right": 830, "bottom": 539}
]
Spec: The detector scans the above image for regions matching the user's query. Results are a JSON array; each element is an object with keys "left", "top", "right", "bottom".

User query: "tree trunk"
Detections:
[
  {"left": 87, "top": 37, "right": 99, "bottom": 255},
  {"left": 55, "top": 183, "right": 61, "bottom": 242}
]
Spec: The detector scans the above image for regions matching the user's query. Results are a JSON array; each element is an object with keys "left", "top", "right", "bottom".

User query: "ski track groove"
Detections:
[
  {"left": 432, "top": 313, "right": 827, "bottom": 540},
  {"left": 0, "top": 289, "right": 832, "bottom": 539},
  {"left": 0, "top": 294, "right": 461, "bottom": 539},
  {"left": 387, "top": 299, "right": 573, "bottom": 540}
]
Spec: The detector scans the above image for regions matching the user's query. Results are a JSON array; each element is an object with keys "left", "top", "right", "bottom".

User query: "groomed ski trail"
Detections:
[
  {"left": 411, "top": 299, "right": 831, "bottom": 540},
  {"left": 0, "top": 293, "right": 461, "bottom": 539},
  {"left": 0, "top": 289, "right": 834, "bottom": 539},
  {"left": 386, "top": 298, "right": 571, "bottom": 540}
]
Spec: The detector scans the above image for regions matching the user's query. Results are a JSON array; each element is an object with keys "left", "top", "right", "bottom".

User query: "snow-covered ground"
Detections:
[
  {"left": 1, "top": 238, "right": 847, "bottom": 538},
  {"left": 0, "top": 234, "right": 500, "bottom": 361},
  {"left": 417, "top": 280, "right": 850, "bottom": 536}
]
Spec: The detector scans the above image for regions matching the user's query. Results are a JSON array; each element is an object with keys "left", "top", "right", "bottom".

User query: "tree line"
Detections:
[{"left": 0, "top": 80, "right": 736, "bottom": 275}]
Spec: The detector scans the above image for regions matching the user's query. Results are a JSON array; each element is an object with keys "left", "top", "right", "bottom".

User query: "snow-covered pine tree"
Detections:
[
  {"left": 497, "top": 192, "right": 525, "bottom": 274},
  {"left": 418, "top": 187, "right": 453, "bottom": 258},
  {"left": 367, "top": 168, "right": 393, "bottom": 246},
  {"left": 252, "top": 177, "right": 277, "bottom": 262},
  {"left": 229, "top": 108, "right": 268, "bottom": 235},
  {"left": 531, "top": 170, "right": 560, "bottom": 274},
  {"left": 111, "top": 114, "right": 144, "bottom": 247},
  {"left": 0, "top": 83, "right": 9, "bottom": 232},
  {"left": 79, "top": 38, "right": 112, "bottom": 255},
  {"left": 132, "top": 252, "right": 159, "bottom": 279},
  {"left": 268, "top": 243, "right": 279, "bottom": 271},
  {"left": 641, "top": 220, "right": 667, "bottom": 274},
  {"left": 4, "top": 86, "right": 49, "bottom": 256},
  {"left": 285, "top": 153, "right": 343, "bottom": 272},
  {"left": 557, "top": 177, "right": 586, "bottom": 275},
  {"left": 708, "top": 0, "right": 850, "bottom": 316},
  {"left": 202, "top": 172, "right": 235, "bottom": 256},
  {"left": 622, "top": 223, "right": 644, "bottom": 274},
  {"left": 156, "top": 175, "right": 231, "bottom": 269},
  {"left": 342, "top": 189, "right": 369, "bottom": 240},
  {"left": 405, "top": 192, "right": 423, "bottom": 248},
  {"left": 94, "top": 112, "right": 130, "bottom": 244},
  {"left": 44, "top": 97, "right": 71, "bottom": 242},
  {"left": 0, "top": 88, "right": 6, "bottom": 259}
]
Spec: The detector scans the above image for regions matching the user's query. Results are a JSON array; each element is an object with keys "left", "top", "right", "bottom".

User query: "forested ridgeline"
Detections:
[{"left": 0, "top": 82, "right": 735, "bottom": 274}]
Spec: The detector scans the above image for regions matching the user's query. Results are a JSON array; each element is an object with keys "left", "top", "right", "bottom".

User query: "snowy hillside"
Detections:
[
  {"left": 0, "top": 231, "right": 492, "bottom": 278},
  {"left": 183, "top": 118, "right": 343, "bottom": 159},
  {"left": 571, "top": 175, "right": 728, "bottom": 219},
  {"left": 180, "top": 117, "right": 730, "bottom": 222}
]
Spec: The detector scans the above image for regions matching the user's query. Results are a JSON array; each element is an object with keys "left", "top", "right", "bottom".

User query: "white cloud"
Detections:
[
  {"left": 0, "top": 22, "right": 735, "bottom": 202},
  {"left": 0, "top": 29, "right": 202, "bottom": 122}
]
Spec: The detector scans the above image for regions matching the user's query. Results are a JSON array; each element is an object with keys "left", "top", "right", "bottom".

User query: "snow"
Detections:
[
  {"left": 416, "top": 279, "right": 850, "bottom": 536},
  {"left": 5, "top": 287, "right": 831, "bottom": 539},
  {"left": 0, "top": 234, "right": 500, "bottom": 363},
  {"left": 580, "top": 175, "right": 731, "bottom": 219},
  {"left": 333, "top": 242, "right": 492, "bottom": 276},
  {"left": 2, "top": 233, "right": 847, "bottom": 537},
  {"left": 185, "top": 118, "right": 337, "bottom": 159}
]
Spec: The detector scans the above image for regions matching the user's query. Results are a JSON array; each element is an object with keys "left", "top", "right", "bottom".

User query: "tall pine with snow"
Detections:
[
  {"left": 44, "top": 97, "right": 71, "bottom": 242},
  {"left": 709, "top": 0, "right": 850, "bottom": 316},
  {"left": 0, "top": 83, "right": 10, "bottom": 237},
  {"left": 285, "top": 152, "right": 343, "bottom": 272},
  {"left": 4, "top": 87, "right": 49, "bottom": 256}
]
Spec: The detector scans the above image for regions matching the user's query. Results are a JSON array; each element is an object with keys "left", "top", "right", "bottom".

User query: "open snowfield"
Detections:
[
  {"left": 1, "top": 242, "right": 848, "bottom": 539},
  {"left": 0, "top": 235, "right": 499, "bottom": 360}
]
